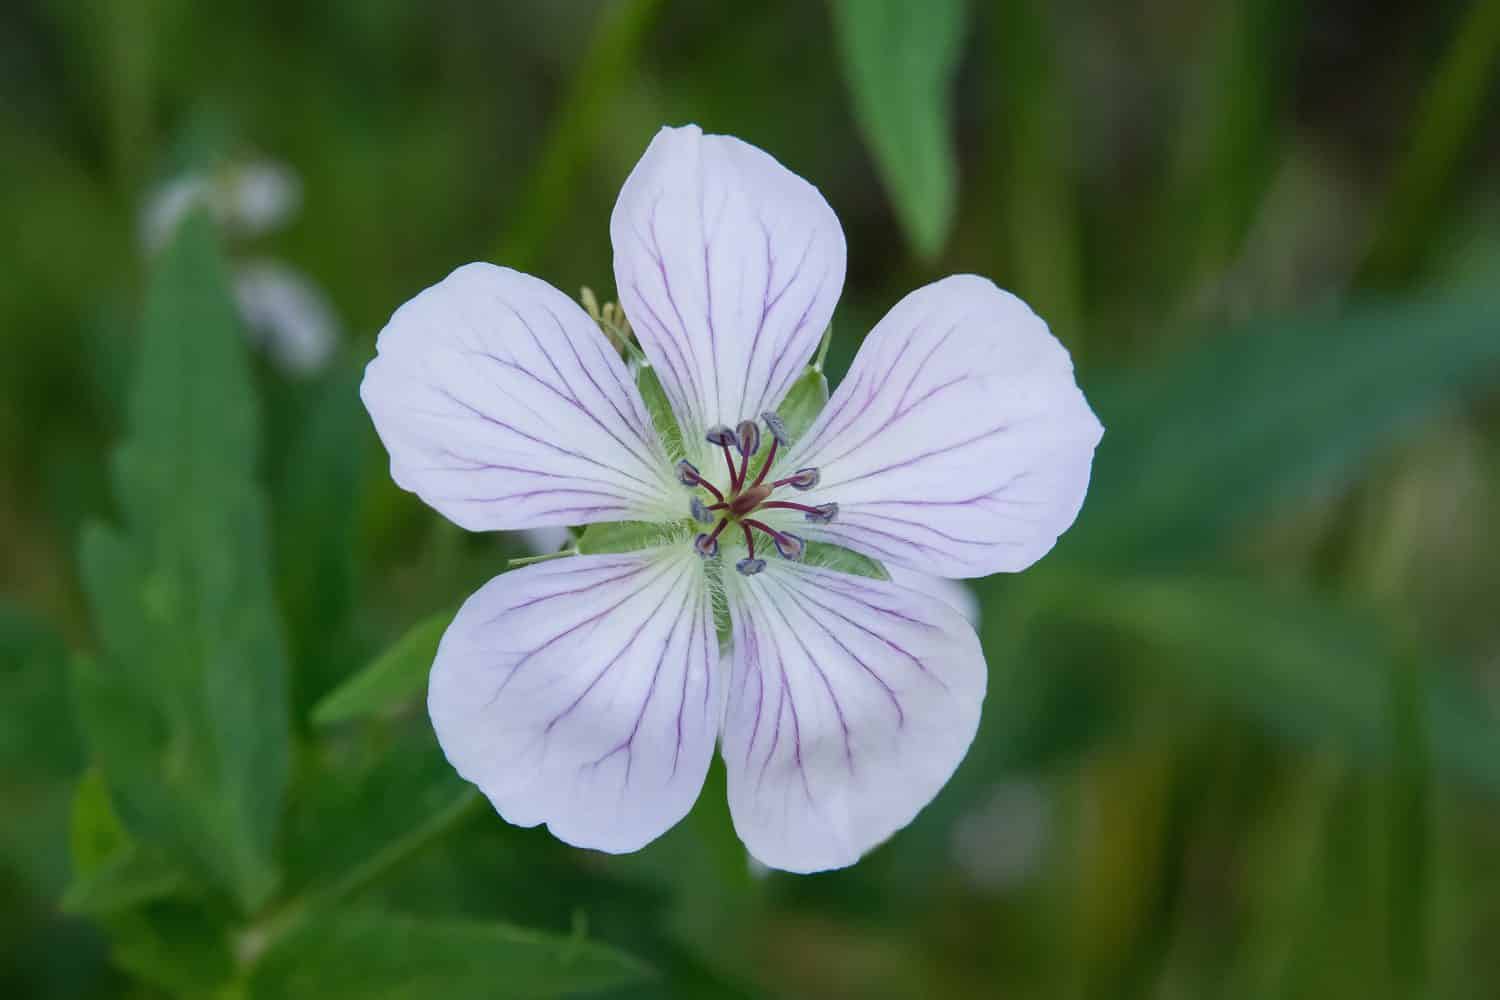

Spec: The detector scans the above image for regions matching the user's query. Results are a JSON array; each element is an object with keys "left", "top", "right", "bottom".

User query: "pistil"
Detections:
[{"left": 679, "top": 411, "right": 836, "bottom": 573}]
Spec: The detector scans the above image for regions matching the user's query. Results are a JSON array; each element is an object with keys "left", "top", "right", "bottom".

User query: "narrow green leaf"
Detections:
[
  {"left": 247, "top": 907, "right": 653, "bottom": 999},
  {"left": 776, "top": 364, "right": 830, "bottom": 443},
  {"left": 802, "top": 540, "right": 889, "bottom": 581},
  {"left": 1359, "top": 0, "right": 1500, "bottom": 287},
  {"left": 1068, "top": 293, "right": 1500, "bottom": 569},
  {"left": 311, "top": 607, "right": 454, "bottom": 727},
  {"left": 74, "top": 213, "right": 288, "bottom": 911},
  {"left": 1056, "top": 573, "right": 1500, "bottom": 791},
  {"left": 283, "top": 716, "right": 477, "bottom": 902},
  {"left": 576, "top": 519, "right": 684, "bottom": 555},
  {"left": 831, "top": 0, "right": 966, "bottom": 259}
]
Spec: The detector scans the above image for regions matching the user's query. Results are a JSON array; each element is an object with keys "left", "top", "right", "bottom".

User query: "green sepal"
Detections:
[
  {"left": 801, "top": 540, "right": 890, "bottom": 581},
  {"left": 774, "top": 365, "right": 830, "bottom": 443},
  {"left": 575, "top": 519, "right": 685, "bottom": 555},
  {"left": 634, "top": 364, "right": 685, "bottom": 460}
]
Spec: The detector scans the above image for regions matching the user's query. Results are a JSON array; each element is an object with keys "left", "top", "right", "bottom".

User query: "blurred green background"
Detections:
[{"left": 3, "top": 0, "right": 1500, "bottom": 997}]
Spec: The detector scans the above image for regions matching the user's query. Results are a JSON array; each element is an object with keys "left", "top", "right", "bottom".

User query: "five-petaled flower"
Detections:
[{"left": 361, "top": 125, "right": 1103, "bottom": 873}]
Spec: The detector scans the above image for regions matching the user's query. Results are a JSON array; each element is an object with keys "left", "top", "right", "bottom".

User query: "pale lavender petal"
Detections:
[
  {"left": 429, "top": 549, "right": 722, "bottom": 853},
  {"left": 611, "top": 124, "right": 846, "bottom": 448},
  {"left": 361, "top": 263, "right": 680, "bottom": 531},
  {"left": 778, "top": 275, "right": 1103, "bottom": 578},
  {"left": 885, "top": 564, "right": 980, "bottom": 626},
  {"left": 719, "top": 562, "right": 985, "bottom": 873}
]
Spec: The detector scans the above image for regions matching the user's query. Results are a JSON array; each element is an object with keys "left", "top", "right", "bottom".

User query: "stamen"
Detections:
[
  {"left": 689, "top": 497, "right": 714, "bottom": 524},
  {"left": 771, "top": 530, "right": 805, "bottom": 562},
  {"left": 772, "top": 467, "right": 820, "bottom": 491},
  {"left": 761, "top": 412, "right": 790, "bottom": 447},
  {"left": 761, "top": 500, "right": 838, "bottom": 523},
  {"left": 706, "top": 425, "right": 741, "bottom": 491},
  {"left": 742, "top": 522, "right": 757, "bottom": 560},
  {"left": 736, "top": 557, "right": 766, "bottom": 576},
  {"left": 676, "top": 459, "right": 724, "bottom": 501},
  {"left": 750, "top": 432, "right": 780, "bottom": 488},
  {"left": 694, "top": 518, "right": 728, "bottom": 558},
  {"left": 735, "top": 420, "right": 761, "bottom": 458}
]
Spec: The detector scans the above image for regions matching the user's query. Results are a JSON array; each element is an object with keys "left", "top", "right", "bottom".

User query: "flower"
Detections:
[
  {"left": 142, "top": 157, "right": 340, "bottom": 378},
  {"left": 360, "top": 124, "right": 1103, "bottom": 873}
]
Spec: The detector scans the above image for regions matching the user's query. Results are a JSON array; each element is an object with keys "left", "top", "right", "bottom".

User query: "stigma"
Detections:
[{"left": 678, "top": 411, "right": 836, "bottom": 575}]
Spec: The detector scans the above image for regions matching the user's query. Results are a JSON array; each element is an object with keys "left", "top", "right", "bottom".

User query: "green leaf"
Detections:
[
  {"left": 66, "top": 770, "right": 188, "bottom": 915},
  {"left": 69, "top": 767, "right": 129, "bottom": 878},
  {"left": 69, "top": 769, "right": 234, "bottom": 996},
  {"left": 576, "top": 519, "right": 684, "bottom": 555},
  {"left": 802, "top": 540, "right": 889, "bottom": 581},
  {"left": 775, "top": 364, "right": 830, "bottom": 443},
  {"left": 1067, "top": 293, "right": 1500, "bottom": 569},
  {"left": 283, "top": 716, "right": 476, "bottom": 901},
  {"left": 831, "top": 0, "right": 966, "bottom": 259},
  {"left": 0, "top": 603, "right": 79, "bottom": 896},
  {"left": 311, "top": 607, "right": 454, "bottom": 727},
  {"left": 275, "top": 361, "right": 369, "bottom": 714},
  {"left": 73, "top": 213, "right": 288, "bottom": 911},
  {"left": 247, "top": 907, "right": 653, "bottom": 999},
  {"left": 62, "top": 847, "right": 189, "bottom": 916}
]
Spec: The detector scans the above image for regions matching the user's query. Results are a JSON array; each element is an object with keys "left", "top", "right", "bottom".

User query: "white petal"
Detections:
[
  {"left": 361, "top": 263, "right": 680, "bottom": 531},
  {"left": 611, "top": 124, "right": 846, "bottom": 447},
  {"left": 884, "top": 564, "right": 980, "bottom": 626},
  {"left": 140, "top": 175, "right": 208, "bottom": 254},
  {"left": 429, "top": 549, "right": 722, "bottom": 853},
  {"left": 234, "top": 259, "right": 338, "bottom": 377},
  {"left": 781, "top": 275, "right": 1103, "bottom": 578},
  {"left": 224, "top": 159, "right": 301, "bottom": 237},
  {"left": 720, "top": 562, "right": 986, "bottom": 872}
]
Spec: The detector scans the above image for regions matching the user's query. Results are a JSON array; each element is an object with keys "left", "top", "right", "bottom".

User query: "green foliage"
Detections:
[
  {"left": 0, "top": 605, "right": 79, "bottom": 898},
  {"left": 831, "top": 0, "right": 966, "bottom": 259},
  {"left": 4, "top": 3, "right": 1500, "bottom": 998},
  {"left": 311, "top": 607, "right": 454, "bottom": 727},
  {"left": 1069, "top": 292, "right": 1500, "bottom": 569},
  {"left": 67, "top": 770, "right": 235, "bottom": 996},
  {"left": 73, "top": 214, "right": 289, "bottom": 911},
  {"left": 247, "top": 908, "right": 652, "bottom": 999},
  {"left": 274, "top": 361, "right": 369, "bottom": 714}
]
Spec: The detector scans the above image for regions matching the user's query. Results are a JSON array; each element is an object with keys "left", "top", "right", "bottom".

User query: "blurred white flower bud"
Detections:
[{"left": 234, "top": 259, "right": 338, "bottom": 377}]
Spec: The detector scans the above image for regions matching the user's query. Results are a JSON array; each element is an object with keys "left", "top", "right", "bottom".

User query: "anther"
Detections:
[
  {"left": 806, "top": 502, "right": 838, "bottom": 524},
  {"left": 676, "top": 459, "right": 702, "bottom": 487},
  {"left": 735, "top": 419, "right": 761, "bottom": 458},
  {"left": 777, "top": 467, "right": 820, "bottom": 491},
  {"left": 705, "top": 425, "right": 736, "bottom": 448},
  {"left": 761, "top": 412, "right": 790, "bottom": 447},
  {"left": 689, "top": 497, "right": 714, "bottom": 524},
  {"left": 693, "top": 531, "right": 720, "bottom": 558},
  {"left": 736, "top": 557, "right": 766, "bottom": 576},
  {"left": 772, "top": 531, "right": 806, "bottom": 561}
]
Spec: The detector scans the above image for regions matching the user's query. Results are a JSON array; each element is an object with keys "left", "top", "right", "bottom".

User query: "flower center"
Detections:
[{"left": 675, "top": 412, "right": 838, "bottom": 576}]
